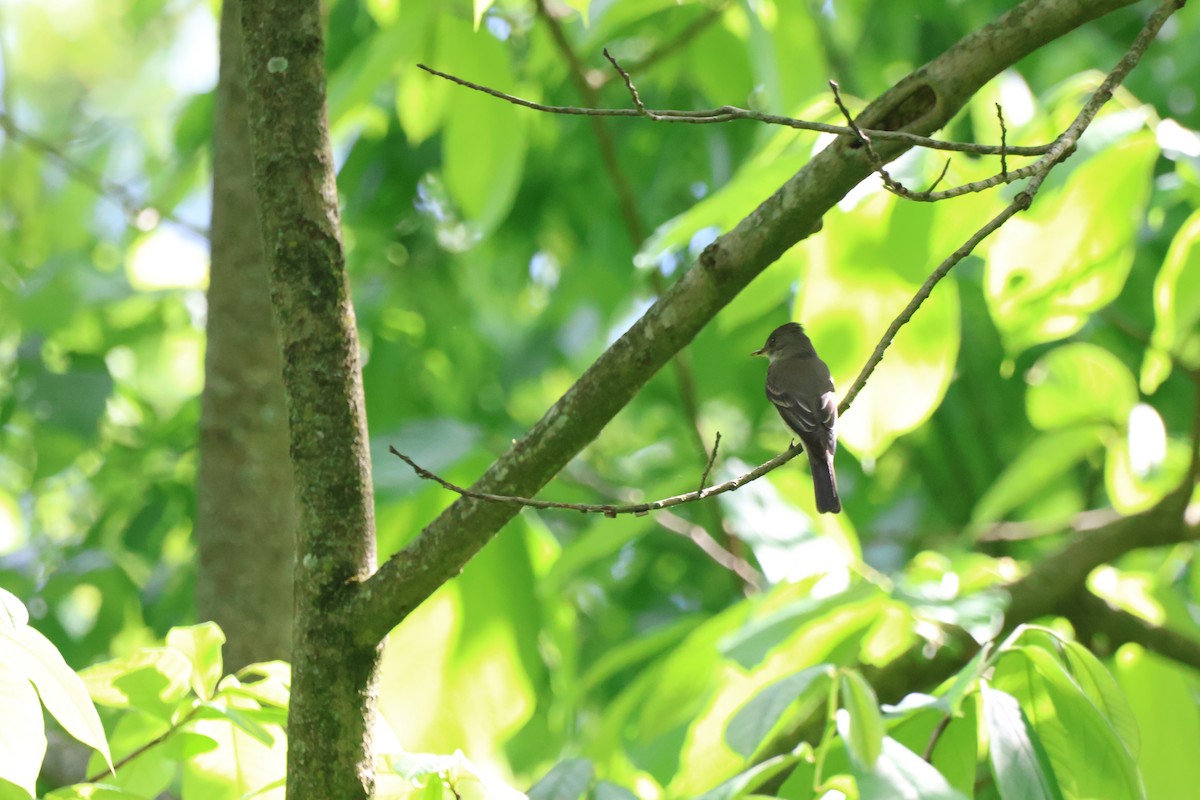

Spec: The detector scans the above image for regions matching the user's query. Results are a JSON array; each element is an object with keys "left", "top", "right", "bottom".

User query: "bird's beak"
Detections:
[{"left": 750, "top": 347, "right": 766, "bottom": 357}]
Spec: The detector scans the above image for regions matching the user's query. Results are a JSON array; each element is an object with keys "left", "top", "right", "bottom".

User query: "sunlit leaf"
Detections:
[
  {"left": 837, "top": 670, "right": 884, "bottom": 769},
  {"left": 725, "top": 665, "right": 830, "bottom": 757},
  {"left": 0, "top": 590, "right": 27, "bottom": 635},
  {"left": 1116, "top": 645, "right": 1200, "bottom": 800},
  {"left": 798, "top": 192, "right": 960, "bottom": 459},
  {"left": 0, "top": 626, "right": 111, "bottom": 771},
  {"left": 0, "top": 663, "right": 45, "bottom": 797},
  {"left": 167, "top": 622, "right": 226, "bottom": 702},
  {"left": 81, "top": 647, "right": 192, "bottom": 720},
  {"left": 985, "top": 134, "right": 1157, "bottom": 354},
  {"left": 691, "top": 752, "right": 806, "bottom": 800},
  {"left": 527, "top": 758, "right": 592, "bottom": 800},
  {"left": 1144, "top": 209, "right": 1200, "bottom": 391},
  {"left": 993, "top": 645, "right": 1145, "bottom": 799},
  {"left": 851, "top": 737, "right": 967, "bottom": 800},
  {"left": 980, "top": 684, "right": 1063, "bottom": 800},
  {"left": 439, "top": 20, "right": 527, "bottom": 235},
  {"left": 1025, "top": 343, "right": 1137, "bottom": 430}
]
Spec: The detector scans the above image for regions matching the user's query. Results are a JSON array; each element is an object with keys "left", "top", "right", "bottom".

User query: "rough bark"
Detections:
[
  {"left": 353, "top": 0, "right": 1144, "bottom": 643},
  {"left": 237, "top": 1, "right": 380, "bottom": 797},
  {"left": 197, "top": 0, "right": 295, "bottom": 672}
]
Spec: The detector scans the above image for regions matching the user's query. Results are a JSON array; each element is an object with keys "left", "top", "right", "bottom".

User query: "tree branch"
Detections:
[
  {"left": 1063, "top": 590, "right": 1200, "bottom": 673},
  {"left": 355, "top": 0, "right": 1150, "bottom": 645},
  {"left": 416, "top": 62, "right": 1050, "bottom": 157}
]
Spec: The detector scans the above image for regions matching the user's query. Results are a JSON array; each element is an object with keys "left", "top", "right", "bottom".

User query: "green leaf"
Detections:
[
  {"left": 80, "top": 647, "right": 192, "bottom": 720},
  {"left": 725, "top": 665, "right": 831, "bottom": 757},
  {"left": 993, "top": 644, "right": 1145, "bottom": 799},
  {"left": 1025, "top": 343, "right": 1137, "bottom": 430},
  {"left": 837, "top": 670, "right": 885, "bottom": 769},
  {"left": 0, "top": 663, "right": 45, "bottom": 797},
  {"left": 473, "top": 0, "right": 495, "bottom": 29},
  {"left": 971, "top": 427, "right": 1104, "bottom": 524},
  {"left": 0, "top": 626, "right": 111, "bottom": 771},
  {"left": 1144, "top": 208, "right": 1200, "bottom": 391},
  {"left": 985, "top": 134, "right": 1157, "bottom": 354},
  {"left": 980, "top": 684, "right": 1063, "bottom": 800},
  {"left": 1104, "top": 408, "right": 1191, "bottom": 514},
  {"left": 439, "top": 19, "right": 526, "bottom": 234},
  {"left": 181, "top": 697, "right": 287, "bottom": 800},
  {"left": 1116, "top": 646, "right": 1200, "bottom": 800},
  {"left": 527, "top": 758, "right": 593, "bottom": 800},
  {"left": 0, "top": 589, "right": 27, "bottom": 635},
  {"left": 851, "top": 737, "right": 967, "bottom": 800},
  {"left": 1060, "top": 640, "right": 1140, "bottom": 757},
  {"left": 691, "top": 752, "right": 806, "bottom": 800},
  {"left": 798, "top": 192, "right": 960, "bottom": 459},
  {"left": 594, "top": 781, "right": 639, "bottom": 800},
  {"left": 167, "top": 622, "right": 226, "bottom": 701}
]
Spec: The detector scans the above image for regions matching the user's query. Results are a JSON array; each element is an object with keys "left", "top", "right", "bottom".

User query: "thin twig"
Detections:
[
  {"left": 416, "top": 64, "right": 1050, "bottom": 157},
  {"left": 85, "top": 705, "right": 202, "bottom": 783},
  {"left": 996, "top": 103, "right": 1009, "bottom": 179},
  {"left": 659, "top": 508, "right": 762, "bottom": 591},
  {"left": 926, "top": 159, "right": 952, "bottom": 193},
  {"left": 828, "top": 80, "right": 910, "bottom": 196},
  {"left": 603, "top": 49, "right": 648, "bottom": 115},
  {"left": 698, "top": 432, "right": 722, "bottom": 494},
  {"left": 390, "top": 443, "right": 802, "bottom": 517},
  {"left": 922, "top": 715, "right": 953, "bottom": 763},
  {"left": 562, "top": 462, "right": 763, "bottom": 589}
]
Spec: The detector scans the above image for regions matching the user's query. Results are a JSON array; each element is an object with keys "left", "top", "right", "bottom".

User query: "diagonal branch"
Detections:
[
  {"left": 1062, "top": 590, "right": 1200, "bottom": 673},
  {"left": 353, "top": 0, "right": 1152, "bottom": 644}
]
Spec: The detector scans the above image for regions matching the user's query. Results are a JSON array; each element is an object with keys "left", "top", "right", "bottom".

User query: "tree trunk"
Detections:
[
  {"left": 197, "top": 0, "right": 296, "bottom": 671},
  {"left": 238, "top": 0, "right": 380, "bottom": 797}
]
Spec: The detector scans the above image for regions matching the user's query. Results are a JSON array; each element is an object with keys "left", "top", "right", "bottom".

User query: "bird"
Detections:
[{"left": 751, "top": 322, "right": 841, "bottom": 514}]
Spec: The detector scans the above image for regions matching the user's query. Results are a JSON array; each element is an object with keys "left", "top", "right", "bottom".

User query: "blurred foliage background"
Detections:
[{"left": 3, "top": 0, "right": 1200, "bottom": 797}]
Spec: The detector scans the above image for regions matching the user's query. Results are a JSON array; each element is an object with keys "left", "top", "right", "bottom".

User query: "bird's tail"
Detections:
[{"left": 807, "top": 449, "right": 841, "bottom": 514}]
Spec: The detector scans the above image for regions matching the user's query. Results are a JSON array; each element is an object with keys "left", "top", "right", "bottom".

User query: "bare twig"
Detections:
[
  {"left": 390, "top": 442, "right": 802, "bottom": 517},
  {"left": 561, "top": 462, "right": 763, "bottom": 589},
  {"left": 603, "top": 49, "right": 648, "bottom": 115},
  {"left": 926, "top": 159, "right": 952, "bottom": 193},
  {"left": 415, "top": 64, "right": 1051, "bottom": 157},
  {"left": 828, "top": 79, "right": 911, "bottom": 196},
  {"left": 85, "top": 705, "right": 202, "bottom": 783},
  {"left": 658, "top": 508, "right": 762, "bottom": 591},
  {"left": 698, "top": 432, "right": 722, "bottom": 494},
  {"left": 922, "top": 715, "right": 953, "bottom": 763},
  {"left": 996, "top": 103, "right": 1009, "bottom": 179}
]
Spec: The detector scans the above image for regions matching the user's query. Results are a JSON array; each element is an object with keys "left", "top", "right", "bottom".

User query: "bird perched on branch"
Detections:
[{"left": 752, "top": 322, "right": 841, "bottom": 514}]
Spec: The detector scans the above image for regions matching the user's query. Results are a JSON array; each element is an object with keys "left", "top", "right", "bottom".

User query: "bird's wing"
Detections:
[
  {"left": 766, "top": 381, "right": 822, "bottom": 435},
  {"left": 766, "top": 357, "right": 837, "bottom": 444}
]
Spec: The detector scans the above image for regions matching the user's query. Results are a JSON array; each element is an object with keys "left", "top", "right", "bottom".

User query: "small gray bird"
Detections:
[{"left": 751, "top": 322, "right": 841, "bottom": 514}]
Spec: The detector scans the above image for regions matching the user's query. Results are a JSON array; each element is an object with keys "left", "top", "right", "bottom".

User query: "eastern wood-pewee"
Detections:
[{"left": 752, "top": 322, "right": 841, "bottom": 514}]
